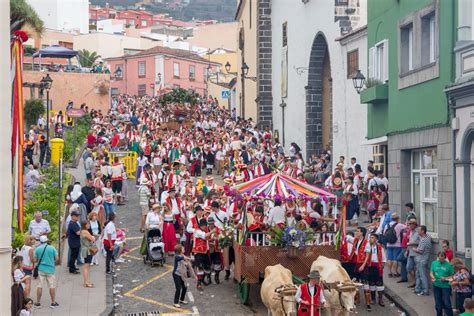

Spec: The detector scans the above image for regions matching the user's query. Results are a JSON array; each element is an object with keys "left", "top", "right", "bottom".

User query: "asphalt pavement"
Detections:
[{"left": 110, "top": 177, "right": 403, "bottom": 316}]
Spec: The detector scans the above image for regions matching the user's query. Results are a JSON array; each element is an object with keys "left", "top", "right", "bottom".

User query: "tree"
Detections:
[
  {"left": 24, "top": 99, "right": 45, "bottom": 128},
  {"left": 78, "top": 49, "right": 102, "bottom": 68},
  {"left": 10, "top": 0, "right": 44, "bottom": 36}
]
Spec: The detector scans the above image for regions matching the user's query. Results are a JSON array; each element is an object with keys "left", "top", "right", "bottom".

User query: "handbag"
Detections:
[
  {"left": 33, "top": 245, "right": 48, "bottom": 279},
  {"left": 89, "top": 245, "right": 99, "bottom": 256},
  {"left": 367, "top": 199, "right": 376, "bottom": 211}
]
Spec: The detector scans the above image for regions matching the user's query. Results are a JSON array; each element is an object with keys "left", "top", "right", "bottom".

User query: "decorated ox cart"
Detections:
[{"left": 229, "top": 173, "right": 342, "bottom": 304}]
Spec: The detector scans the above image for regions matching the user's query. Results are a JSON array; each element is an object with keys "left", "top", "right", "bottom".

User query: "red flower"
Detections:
[{"left": 14, "top": 30, "right": 29, "bottom": 42}]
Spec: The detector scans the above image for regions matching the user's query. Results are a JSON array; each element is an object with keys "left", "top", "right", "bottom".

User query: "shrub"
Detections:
[
  {"left": 12, "top": 168, "right": 70, "bottom": 250},
  {"left": 63, "top": 114, "right": 91, "bottom": 163},
  {"left": 24, "top": 98, "right": 45, "bottom": 128}
]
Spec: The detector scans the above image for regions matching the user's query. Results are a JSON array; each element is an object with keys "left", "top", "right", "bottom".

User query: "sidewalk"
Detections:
[
  {"left": 383, "top": 269, "right": 433, "bottom": 316},
  {"left": 30, "top": 161, "right": 107, "bottom": 316}
]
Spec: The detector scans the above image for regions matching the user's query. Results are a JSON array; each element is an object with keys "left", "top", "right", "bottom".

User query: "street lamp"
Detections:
[
  {"left": 225, "top": 61, "right": 231, "bottom": 73},
  {"left": 157, "top": 72, "right": 162, "bottom": 84},
  {"left": 352, "top": 69, "right": 366, "bottom": 94},
  {"left": 241, "top": 62, "right": 249, "bottom": 76},
  {"left": 40, "top": 74, "right": 53, "bottom": 144},
  {"left": 114, "top": 67, "right": 122, "bottom": 79}
]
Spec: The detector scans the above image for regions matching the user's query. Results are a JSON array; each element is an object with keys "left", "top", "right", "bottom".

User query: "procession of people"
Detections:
[{"left": 15, "top": 91, "right": 471, "bottom": 315}]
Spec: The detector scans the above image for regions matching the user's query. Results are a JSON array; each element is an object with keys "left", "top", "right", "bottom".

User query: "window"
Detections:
[
  {"left": 114, "top": 64, "right": 123, "bottom": 79},
  {"left": 189, "top": 65, "right": 195, "bottom": 80},
  {"left": 347, "top": 49, "right": 359, "bottom": 79},
  {"left": 138, "top": 61, "right": 146, "bottom": 77},
  {"left": 141, "top": 20, "right": 147, "bottom": 27},
  {"left": 138, "top": 84, "right": 146, "bottom": 96},
  {"left": 111, "top": 88, "right": 119, "bottom": 95},
  {"left": 412, "top": 148, "right": 438, "bottom": 237},
  {"left": 173, "top": 62, "right": 180, "bottom": 78},
  {"left": 400, "top": 24, "right": 413, "bottom": 73},
  {"left": 372, "top": 145, "right": 387, "bottom": 174},
  {"left": 421, "top": 12, "right": 436, "bottom": 66},
  {"left": 282, "top": 22, "right": 288, "bottom": 47},
  {"left": 204, "top": 67, "right": 209, "bottom": 82},
  {"left": 129, "top": 19, "right": 135, "bottom": 27},
  {"left": 369, "top": 40, "right": 389, "bottom": 82}
]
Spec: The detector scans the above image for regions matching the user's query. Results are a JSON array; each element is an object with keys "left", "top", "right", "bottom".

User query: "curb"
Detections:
[
  {"left": 100, "top": 274, "right": 116, "bottom": 316},
  {"left": 384, "top": 285, "right": 417, "bottom": 316}
]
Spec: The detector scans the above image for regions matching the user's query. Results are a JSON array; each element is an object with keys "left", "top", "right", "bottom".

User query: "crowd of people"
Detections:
[{"left": 12, "top": 92, "right": 474, "bottom": 315}]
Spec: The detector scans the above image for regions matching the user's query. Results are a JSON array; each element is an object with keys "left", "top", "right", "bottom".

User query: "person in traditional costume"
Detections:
[
  {"left": 351, "top": 227, "right": 371, "bottom": 309},
  {"left": 285, "top": 196, "right": 298, "bottom": 227},
  {"left": 207, "top": 217, "right": 223, "bottom": 284},
  {"left": 295, "top": 270, "right": 327, "bottom": 316},
  {"left": 162, "top": 203, "right": 177, "bottom": 256},
  {"left": 193, "top": 218, "right": 213, "bottom": 291},
  {"left": 360, "top": 233, "right": 386, "bottom": 311},
  {"left": 185, "top": 205, "right": 204, "bottom": 256},
  {"left": 344, "top": 176, "right": 359, "bottom": 227},
  {"left": 166, "top": 187, "right": 183, "bottom": 235},
  {"left": 169, "top": 143, "right": 180, "bottom": 163}
]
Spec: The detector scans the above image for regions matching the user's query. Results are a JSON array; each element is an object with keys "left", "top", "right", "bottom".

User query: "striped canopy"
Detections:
[{"left": 233, "top": 173, "right": 336, "bottom": 200}]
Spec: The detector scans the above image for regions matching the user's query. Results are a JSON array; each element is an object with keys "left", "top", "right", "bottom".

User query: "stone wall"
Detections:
[
  {"left": 387, "top": 126, "right": 452, "bottom": 242},
  {"left": 256, "top": 0, "right": 273, "bottom": 129},
  {"left": 23, "top": 71, "right": 111, "bottom": 112}
]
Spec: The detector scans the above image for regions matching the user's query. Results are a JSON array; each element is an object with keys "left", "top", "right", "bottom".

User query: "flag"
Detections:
[{"left": 11, "top": 32, "right": 27, "bottom": 232}]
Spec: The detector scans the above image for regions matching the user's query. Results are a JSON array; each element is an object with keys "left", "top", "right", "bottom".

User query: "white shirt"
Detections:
[
  {"left": 375, "top": 213, "right": 386, "bottom": 235},
  {"left": 369, "top": 244, "right": 387, "bottom": 263},
  {"left": 210, "top": 210, "right": 228, "bottom": 229},
  {"left": 104, "top": 221, "right": 117, "bottom": 241},
  {"left": 295, "top": 283, "right": 326, "bottom": 304},
  {"left": 137, "top": 156, "right": 148, "bottom": 167},
  {"left": 265, "top": 206, "right": 286, "bottom": 227},
  {"left": 146, "top": 212, "right": 162, "bottom": 229},
  {"left": 28, "top": 219, "right": 51, "bottom": 239}
]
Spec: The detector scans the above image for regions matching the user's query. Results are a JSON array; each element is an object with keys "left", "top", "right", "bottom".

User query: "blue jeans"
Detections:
[
  {"left": 433, "top": 286, "right": 453, "bottom": 316},
  {"left": 415, "top": 257, "right": 429, "bottom": 293},
  {"left": 407, "top": 256, "right": 416, "bottom": 273},
  {"left": 456, "top": 291, "right": 472, "bottom": 314},
  {"left": 397, "top": 250, "right": 408, "bottom": 281},
  {"left": 104, "top": 202, "right": 115, "bottom": 218}
]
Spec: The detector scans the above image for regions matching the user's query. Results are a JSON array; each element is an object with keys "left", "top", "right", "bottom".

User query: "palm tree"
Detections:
[
  {"left": 78, "top": 49, "right": 101, "bottom": 68},
  {"left": 10, "top": 0, "right": 44, "bottom": 36}
]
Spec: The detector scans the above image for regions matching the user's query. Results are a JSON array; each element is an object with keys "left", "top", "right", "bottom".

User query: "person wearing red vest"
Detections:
[
  {"left": 192, "top": 218, "right": 213, "bottom": 291},
  {"left": 360, "top": 233, "right": 386, "bottom": 311},
  {"left": 207, "top": 217, "right": 223, "bottom": 284},
  {"left": 166, "top": 188, "right": 183, "bottom": 233},
  {"left": 340, "top": 231, "right": 355, "bottom": 279},
  {"left": 295, "top": 270, "right": 327, "bottom": 316},
  {"left": 185, "top": 206, "right": 204, "bottom": 256},
  {"left": 352, "top": 227, "right": 370, "bottom": 307}
]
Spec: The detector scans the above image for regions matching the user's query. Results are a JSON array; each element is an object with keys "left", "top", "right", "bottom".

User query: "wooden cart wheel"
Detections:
[{"left": 237, "top": 280, "right": 250, "bottom": 305}]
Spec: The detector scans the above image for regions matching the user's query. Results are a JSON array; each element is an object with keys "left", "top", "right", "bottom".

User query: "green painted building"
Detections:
[{"left": 361, "top": 0, "right": 455, "bottom": 242}]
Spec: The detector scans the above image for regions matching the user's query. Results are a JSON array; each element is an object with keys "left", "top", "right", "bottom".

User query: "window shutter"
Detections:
[
  {"left": 368, "top": 47, "right": 375, "bottom": 79},
  {"left": 382, "top": 40, "right": 389, "bottom": 82}
]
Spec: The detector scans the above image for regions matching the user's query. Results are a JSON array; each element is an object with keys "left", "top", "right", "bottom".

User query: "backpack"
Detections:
[{"left": 384, "top": 223, "right": 399, "bottom": 244}]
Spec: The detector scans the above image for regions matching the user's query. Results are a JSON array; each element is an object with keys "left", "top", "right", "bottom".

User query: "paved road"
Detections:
[{"left": 110, "top": 178, "right": 403, "bottom": 316}]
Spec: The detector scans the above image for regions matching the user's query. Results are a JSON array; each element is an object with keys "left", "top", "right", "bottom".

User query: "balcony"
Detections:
[
  {"left": 360, "top": 82, "right": 388, "bottom": 104},
  {"left": 454, "top": 40, "right": 474, "bottom": 82}
]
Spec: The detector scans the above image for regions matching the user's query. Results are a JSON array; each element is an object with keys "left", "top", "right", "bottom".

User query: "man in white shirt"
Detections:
[
  {"left": 265, "top": 200, "right": 285, "bottom": 228},
  {"left": 28, "top": 211, "right": 51, "bottom": 240},
  {"left": 104, "top": 213, "right": 117, "bottom": 274},
  {"left": 209, "top": 201, "right": 228, "bottom": 230},
  {"left": 295, "top": 270, "right": 327, "bottom": 314}
]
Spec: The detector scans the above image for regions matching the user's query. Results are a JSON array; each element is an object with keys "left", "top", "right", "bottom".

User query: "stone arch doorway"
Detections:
[
  {"left": 460, "top": 124, "right": 474, "bottom": 268},
  {"left": 305, "top": 32, "right": 332, "bottom": 160}
]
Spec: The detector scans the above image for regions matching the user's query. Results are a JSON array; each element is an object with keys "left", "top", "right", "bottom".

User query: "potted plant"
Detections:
[{"left": 269, "top": 225, "right": 314, "bottom": 258}]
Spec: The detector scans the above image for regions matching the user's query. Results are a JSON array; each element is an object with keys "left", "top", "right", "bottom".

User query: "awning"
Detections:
[{"left": 361, "top": 136, "right": 388, "bottom": 145}]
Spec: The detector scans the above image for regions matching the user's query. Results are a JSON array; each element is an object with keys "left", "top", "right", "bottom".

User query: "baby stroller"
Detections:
[{"left": 143, "top": 228, "right": 165, "bottom": 267}]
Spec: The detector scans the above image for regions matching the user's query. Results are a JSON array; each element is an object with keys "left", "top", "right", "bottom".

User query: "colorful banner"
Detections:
[
  {"left": 233, "top": 173, "right": 336, "bottom": 200},
  {"left": 11, "top": 32, "right": 27, "bottom": 232}
]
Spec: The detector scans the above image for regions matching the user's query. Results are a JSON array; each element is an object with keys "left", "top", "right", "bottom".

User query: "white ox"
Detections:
[
  {"left": 311, "top": 256, "right": 361, "bottom": 316},
  {"left": 261, "top": 264, "right": 297, "bottom": 316}
]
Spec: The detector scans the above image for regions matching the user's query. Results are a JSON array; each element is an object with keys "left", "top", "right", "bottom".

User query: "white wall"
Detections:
[
  {"left": 334, "top": 29, "right": 372, "bottom": 168},
  {"left": 271, "top": 0, "right": 370, "bottom": 165},
  {"left": 28, "top": 0, "right": 89, "bottom": 33},
  {"left": 97, "top": 19, "right": 125, "bottom": 34}
]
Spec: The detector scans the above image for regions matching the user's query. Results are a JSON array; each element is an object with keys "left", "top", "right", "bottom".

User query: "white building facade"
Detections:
[
  {"left": 270, "top": 0, "right": 371, "bottom": 167},
  {"left": 28, "top": 0, "right": 89, "bottom": 34}
]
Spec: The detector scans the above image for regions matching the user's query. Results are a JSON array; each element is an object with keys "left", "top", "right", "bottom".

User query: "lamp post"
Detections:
[
  {"left": 352, "top": 69, "right": 366, "bottom": 94},
  {"left": 40, "top": 74, "right": 53, "bottom": 145},
  {"left": 280, "top": 100, "right": 287, "bottom": 147}
]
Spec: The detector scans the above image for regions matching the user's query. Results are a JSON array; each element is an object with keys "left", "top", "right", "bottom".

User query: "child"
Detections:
[
  {"left": 12, "top": 256, "right": 31, "bottom": 297},
  {"left": 173, "top": 244, "right": 195, "bottom": 308},
  {"left": 19, "top": 297, "right": 33, "bottom": 316}
]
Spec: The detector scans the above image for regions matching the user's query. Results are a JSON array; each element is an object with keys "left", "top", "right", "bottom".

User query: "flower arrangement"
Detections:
[
  {"left": 218, "top": 219, "right": 235, "bottom": 249},
  {"left": 269, "top": 225, "right": 314, "bottom": 250}
]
